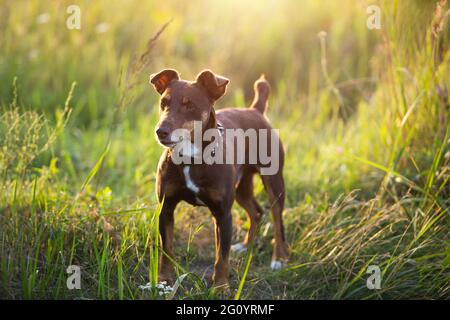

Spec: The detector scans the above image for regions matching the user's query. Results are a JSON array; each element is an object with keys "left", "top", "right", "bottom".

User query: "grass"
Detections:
[{"left": 0, "top": 0, "right": 449, "bottom": 299}]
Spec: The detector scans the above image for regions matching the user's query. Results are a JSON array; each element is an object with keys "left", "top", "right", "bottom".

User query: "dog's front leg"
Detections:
[
  {"left": 211, "top": 209, "right": 232, "bottom": 288},
  {"left": 158, "top": 200, "right": 177, "bottom": 282}
]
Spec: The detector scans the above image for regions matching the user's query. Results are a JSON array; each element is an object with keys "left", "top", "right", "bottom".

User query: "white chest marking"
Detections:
[{"left": 183, "top": 166, "right": 200, "bottom": 193}]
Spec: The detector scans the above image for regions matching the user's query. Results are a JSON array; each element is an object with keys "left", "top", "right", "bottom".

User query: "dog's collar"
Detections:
[
  {"left": 211, "top": 122, "right": 224, "bottom": 157},
  {"left": 217, "top": 122, "right": 225, "bottom": 135}
]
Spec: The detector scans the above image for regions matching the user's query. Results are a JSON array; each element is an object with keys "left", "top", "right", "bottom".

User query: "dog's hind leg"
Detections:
[
  {"left": 232, "top": 171, "right": 263, "bottom": 254},
  {"left": 261, "top": 173, "right": 289, "bottom": 270}
]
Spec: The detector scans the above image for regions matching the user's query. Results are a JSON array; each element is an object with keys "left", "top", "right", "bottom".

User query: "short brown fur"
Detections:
[{"left": 149, "top": 69, "right": 288, "bottom": 287}]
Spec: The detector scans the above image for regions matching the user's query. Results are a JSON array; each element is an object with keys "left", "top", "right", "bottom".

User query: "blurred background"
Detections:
[
  {"left": 0, "top": 0, "right": 449, "bottom": 299},
  {"left": 1, "top": 0, "right": 447, "bottom": 203}
]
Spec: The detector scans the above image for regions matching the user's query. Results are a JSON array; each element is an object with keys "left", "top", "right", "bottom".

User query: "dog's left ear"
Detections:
[{"left": 196, "top": 70, "right": 229, "bottom": 101}]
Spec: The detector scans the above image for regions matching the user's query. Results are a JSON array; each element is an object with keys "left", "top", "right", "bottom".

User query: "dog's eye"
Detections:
[{"left": 160, "top": 98, "right": 170, "bottom": 110}]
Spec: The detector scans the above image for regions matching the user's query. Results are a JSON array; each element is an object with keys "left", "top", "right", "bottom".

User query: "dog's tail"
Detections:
[{"left": 250, "top": 74, "right": 270, "bottom": 114}]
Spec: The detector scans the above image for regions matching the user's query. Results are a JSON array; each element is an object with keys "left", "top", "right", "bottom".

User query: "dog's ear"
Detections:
[
  {"left": 149, "top": 69, "right": 179, "bottom": 94},
  {"left": 196, "top": 69, "right": 229, "bottom": 101}
]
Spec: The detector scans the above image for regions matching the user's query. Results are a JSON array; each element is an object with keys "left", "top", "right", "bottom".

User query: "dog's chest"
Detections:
[
  {"left": 183, "top": 166, "right": 199, "bottom": 193},
  {"left": 182, "top": 166, "right": 205, "bottom": 205}
]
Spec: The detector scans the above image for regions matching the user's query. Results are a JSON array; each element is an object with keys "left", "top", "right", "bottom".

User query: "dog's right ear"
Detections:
[{"left": 149, "top": 69, "right": 180, "bottom": 94}]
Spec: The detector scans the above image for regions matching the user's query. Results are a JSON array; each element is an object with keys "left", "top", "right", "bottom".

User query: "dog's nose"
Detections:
[{"left": 156, "top": 127, "right": 169, "bottom": 140}]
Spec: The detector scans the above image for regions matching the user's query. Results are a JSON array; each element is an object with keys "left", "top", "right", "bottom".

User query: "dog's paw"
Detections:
[
  {"left": 270, "top": 260, "right": 286, "bottom": 271},
  {"left": 158, "top": 272, "right": 174, "bottom": 284},
  {"left": 212, "top": 282, "right": 231, "bottom": 297},
  {"left": 231, "top": 243, "right": 248, "bottom": 254}
]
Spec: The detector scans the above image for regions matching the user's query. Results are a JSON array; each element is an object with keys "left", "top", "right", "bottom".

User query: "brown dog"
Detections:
[{"left": 149, "top": 69, "right": 288, "bottom": 287}]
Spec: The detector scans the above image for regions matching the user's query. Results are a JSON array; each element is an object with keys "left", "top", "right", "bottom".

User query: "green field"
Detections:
[{"left": 0, "top": 0, "right": 449, "bottom": 299}]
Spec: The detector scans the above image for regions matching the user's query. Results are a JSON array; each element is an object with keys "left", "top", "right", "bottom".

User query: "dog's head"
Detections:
[{"left": 149, "top": 69, "right": 229, "bottom": 148}]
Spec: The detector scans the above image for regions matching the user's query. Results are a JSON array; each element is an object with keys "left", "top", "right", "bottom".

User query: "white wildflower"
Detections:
[{"left": 139, "top": 281, "right": 173, "bottom": 296}]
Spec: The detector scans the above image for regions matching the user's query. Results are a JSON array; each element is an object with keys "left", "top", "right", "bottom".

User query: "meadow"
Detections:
[{"left": 0, "top": 0, "right": 449, "bottom": 299}]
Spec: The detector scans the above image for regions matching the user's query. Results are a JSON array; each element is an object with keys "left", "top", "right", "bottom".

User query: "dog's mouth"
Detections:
[
  {"left": 158, "top": 135, "right": 187, "bottom": 148},
  {"left": 158, "top": 139, "right": 178, "bottom": 148},
  {"left": 156, "top": 132, "right": 192, "bottom": 149}
]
